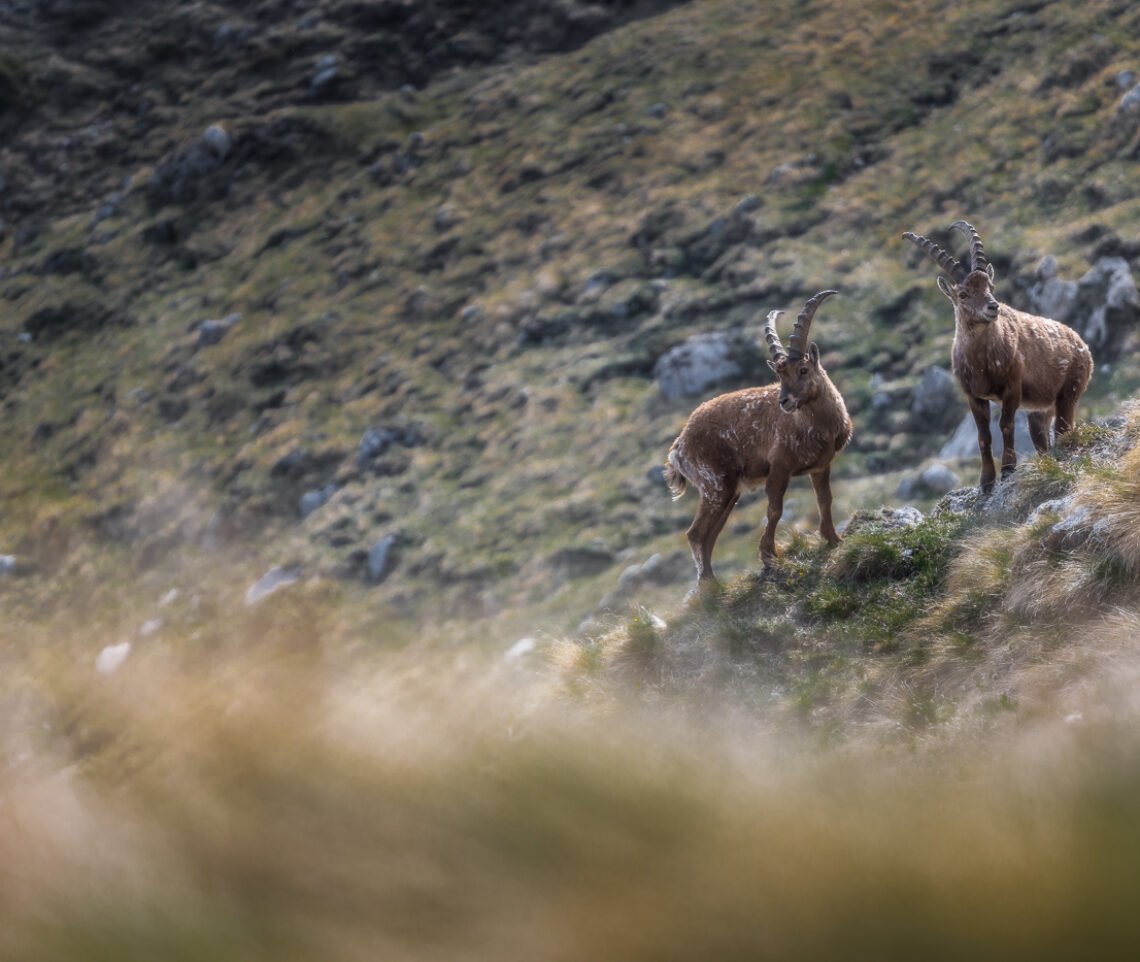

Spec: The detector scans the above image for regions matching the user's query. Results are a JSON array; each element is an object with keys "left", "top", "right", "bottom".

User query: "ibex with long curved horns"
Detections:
[
  {"left": 902, "top": 220, "right": 1093, "bottom": 490},
  {"left": 663, "top": 291, "right": 852, "bottom": 587}
]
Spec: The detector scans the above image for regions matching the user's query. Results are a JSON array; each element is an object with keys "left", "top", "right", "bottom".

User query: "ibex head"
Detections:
[
  {"left": 764, "top": 290, "right": 837, "bottom": 412},
  {"left": 903, "top": 220, "right": 999, "bottom": 325}
]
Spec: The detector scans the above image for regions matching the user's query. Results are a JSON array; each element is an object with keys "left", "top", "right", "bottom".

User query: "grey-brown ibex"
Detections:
[
  {"left": 903, "top": 221, "right": 1093, "bottom": 490},
  {"left": 664, "top": 290, "right": 852, "bottom": 586}
]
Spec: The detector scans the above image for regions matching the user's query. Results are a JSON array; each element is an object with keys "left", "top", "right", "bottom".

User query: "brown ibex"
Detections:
[
  {"left": 902, "top": 221, "right": 1093, "bottom": 490},
  {"left": 663, "top": 291, "right": 852, "bottom": 586}
]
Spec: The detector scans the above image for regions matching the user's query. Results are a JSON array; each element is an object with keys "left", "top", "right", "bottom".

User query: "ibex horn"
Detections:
[
  {"left": 901, "top": 230, "right": 966, "bottom": 283},
  {"left": 950, "top": 220, "right": 990, "bottom": 275},
  {"left": 787, "top": 290, "right": 838, "bottom": 359},
  {"left": 764, "top": 310, "right": 786, "bottom": 361}
]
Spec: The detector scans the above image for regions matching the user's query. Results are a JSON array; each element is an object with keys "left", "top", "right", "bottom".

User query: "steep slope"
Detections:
[{"left": 2, "top": 0, "right": 1140, "bottom": 643}]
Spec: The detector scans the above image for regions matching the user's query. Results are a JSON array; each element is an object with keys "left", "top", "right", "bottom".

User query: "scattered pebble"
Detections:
[{"left": 95, "top": 643, "right": 131, "bottom": 675}]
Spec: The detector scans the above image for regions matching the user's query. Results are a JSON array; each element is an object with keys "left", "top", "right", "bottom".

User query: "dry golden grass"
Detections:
[{"left": 5, "top": 594, "right": 1140, "bottom": 961}]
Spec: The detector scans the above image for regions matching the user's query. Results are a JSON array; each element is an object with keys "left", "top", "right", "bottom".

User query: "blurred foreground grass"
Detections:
[{"left": 5, "top": 608, "right": 1140, "bottom": 962}]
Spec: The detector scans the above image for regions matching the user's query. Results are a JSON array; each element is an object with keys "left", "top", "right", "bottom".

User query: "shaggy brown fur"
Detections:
[
  {"left": 903, "top": 221, "right": 1093, "bottom": 490},
  {"left": 665, "top": 292, "right": 852, "bottom": 586}
]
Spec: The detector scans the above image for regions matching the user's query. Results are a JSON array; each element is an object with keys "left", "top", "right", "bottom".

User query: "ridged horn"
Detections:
[
  {"left": 950, "top": 220, "right": 990, "bottom": 275},
  {"left": 787, "top": 290, "right": 838, "bottom": 358},
  {"left": 901, "top": 230, "right": 966, "bottom": 283},
  {"left": 764, "top": 310, "right": 786, "bottom": 361}
]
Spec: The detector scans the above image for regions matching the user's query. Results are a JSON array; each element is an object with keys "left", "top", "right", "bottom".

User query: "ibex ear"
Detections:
[
  {"left": 936, "top": 274, "right": 956, "bottom": 300},
  {"left": 986, "top": 262, "right": 995, "bottom": 283},
  {"left": 808, "top": 343, "right": 820, "bottom": 365}
]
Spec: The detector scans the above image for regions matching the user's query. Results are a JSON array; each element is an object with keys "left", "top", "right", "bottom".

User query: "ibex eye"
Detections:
[{"left": 958, "top": 291, "right": 969, "bottom": 299}]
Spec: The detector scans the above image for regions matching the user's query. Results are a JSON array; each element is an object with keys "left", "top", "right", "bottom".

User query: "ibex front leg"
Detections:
[
  {"left": 998, "top": 385, "right": 1021, "bottom": 480},
  {"left": 811, "top": 466, "right": 840, "bottom": 546},
  {"left": 759, "top": 468, "right": 790, "bottom": 565},
  {"left": 968, "top": 395, "right": 997, "bottom": 492}
]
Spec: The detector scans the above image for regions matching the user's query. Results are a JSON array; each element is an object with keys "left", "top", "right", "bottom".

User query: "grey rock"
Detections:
[
  {"left": 911, "top": 365, "right": 959, "bottom": 419},
  {"left": 1118, "top": 70, "right": 1137, "bottom": 90},
  {"left": 368, "top": 535, "right": 398, "bottom": 583},
  {"left": 1044, "top": 504, "right": 1093, "bottom": 551},
  {"left": 300, "top": 483, "right": 338, "bottom": 519},
  {"left": 894, "top": 477, "right": 918, "bottom": 500},
  {"left": 733, "top": 194, "right": 762, "bottom": 216},
  {"left": 197, "top": 312, "right": 241, "bottom": 347},
  {"left": 245, "top": 564, "right": 303, "bottom": 605},
  {"left": 0, "top": 555, "right": 16, "bottom": 575},
  {"left": 433, "top": 207, "right": 463, "bottom": 232},
  {"left": 1117, "top": 82, "right": 1140, "bottom": 117},
  {"left": 882, "top": 505, "right": 924, "bottom": 528},
  {"left": 1026, "top": 255, "right": 1140, "bottom": 357},
  {"left": 311, "top": 67, "right": 340, "bottom": 92},
  {"left": 918, "top": 462, "right": 961, "bottom": 495},
  {"left": 838, "top": 505, "right": 924, "bottom": 537},
  {"left": 202, "top": 124, "right": 232, "bottom": 160},
  {"left": 356, "top": 423, "right": 422, "bottom": 467},
  {"left": 1074, "top": 258, "right": 1139, "bottom": 352},
  {"left": 939, "top": 407, "right": 1034, "bottom": 460},
  {"left": 1027, "top": 496, "right": 1074, "bottom": 526},
  {"left": 1026, "top": 255, "right": 1077, "bottom": 322},
  {"left": 459, "top": 304, "right": 484, "bottom": 324},
  {"left": 653, "top": 332, "right": 746, "bottom": 400},
  {"left": 647, "top": 102, "right": 667, "bottom": 119}
]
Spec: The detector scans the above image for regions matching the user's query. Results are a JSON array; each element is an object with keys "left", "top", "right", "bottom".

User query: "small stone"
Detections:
[
  {"left": 368, "top": 535, "right": 398, "bottom": 583},
  {"left": 311, "top": 67, "right": 340, "bottom": 92},
  {"left": 733, "top": 194, "right": 762, "bottom": 216},
  {"left": 505, "top": 637, "right": 536, "bottom": 660},
  {"left": 96, "top": 643, "right": 131, "bottom": 675},
  {"left": 0, "top": 555, "right": 16, "bottom": 575},
  {"left": 918, "top": 462, "right": 961, "bottom": 495},
  {"left": 647, "top": 102, "right": 667, "bottom": 119},
  {"left": 300, "top": 483, "right": 338, "bottom": 519},
  {"left": 139, "top": 619, "right": 164, "bottom": 637},
  {"left": 245, "top": 564, "right": 303, "bottom": 605},
  {"left": 202, "top": 124, "right": 232, "bottom": 160}
]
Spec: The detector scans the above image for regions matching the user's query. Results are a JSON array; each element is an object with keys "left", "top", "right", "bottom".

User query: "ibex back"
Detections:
[{"left": 664, "top": 291, "right": 852, "bottom": 587}]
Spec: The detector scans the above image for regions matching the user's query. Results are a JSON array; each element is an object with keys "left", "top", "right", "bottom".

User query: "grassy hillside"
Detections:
[
  {"left": 5, "top": 411, "right": 1140, "bottom": 959},
  {"left": 5, "top": 5, "right": 1140, "bottom": 953},
  {"left": 2, "top": 0, "right": 1140, "bottom": 645}
]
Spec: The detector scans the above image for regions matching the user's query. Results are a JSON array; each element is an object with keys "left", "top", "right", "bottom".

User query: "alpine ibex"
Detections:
[
  {"left": 902, "top": 221, "right": 1093, "bottom": 490},
  {"left": 664, "top": 291, "right": 852, "bottom": 586}
]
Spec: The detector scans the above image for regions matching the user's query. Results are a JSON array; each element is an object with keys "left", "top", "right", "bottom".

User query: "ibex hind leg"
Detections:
[
  {"left": 1054, "top": 390, "right": 1081, "bottom": 438},
  {"left": 686, "top": 491, "right": 739, "bottom": 585},
  {"left": 1028, "top": 411, "right": 1053, "bottom": 454}
]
